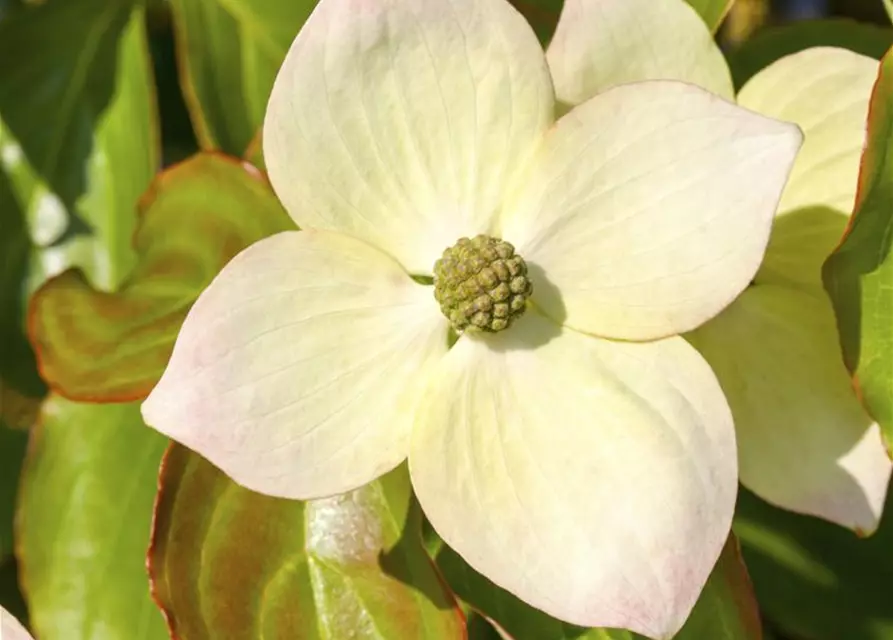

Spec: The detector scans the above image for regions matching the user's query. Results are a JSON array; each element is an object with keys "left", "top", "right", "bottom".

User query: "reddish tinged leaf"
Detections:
[
  {"left": 28, "top": 153, "right": 292, "bottom": 403},
  {"left": 150, "top": 446, "right": 465, "bottom": 639},
  {"left": 678, "top": 535, "right": 763, "bottom": 640},
  {"left": 823, "top": 47, "right": 893, "bottom": 455}
]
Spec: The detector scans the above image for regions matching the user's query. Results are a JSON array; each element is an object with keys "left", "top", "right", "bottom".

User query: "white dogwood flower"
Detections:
[{"left": 142, "top": 0, "right": 801, "bottom": 636}]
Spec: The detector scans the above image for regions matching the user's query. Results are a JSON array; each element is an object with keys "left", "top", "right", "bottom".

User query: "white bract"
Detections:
[
  {"left": 1, "top": 607, "right": 32, "bottom": 640},
  {"left": 141, "top": 0, "right": 801, "bottom": 636},
  {"left": 547, "top": 0, "right": 892, "bottom": 533}
]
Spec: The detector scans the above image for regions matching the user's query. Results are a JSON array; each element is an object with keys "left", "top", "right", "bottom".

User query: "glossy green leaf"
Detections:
[
  {"left": 727, "top": 19, "right": 893, "bottom": 88},
  {"left": 433, "top": 532, "right": 760, "bottom": 640},
  {"left": 16, "top": 396, "right": 168, "bottom": 639},
  {"left": 171, "top": 0, "right": 317, "bottom": 154},
  {"left": 150, "top": 446, "right": 464, "bottom": 639},
  {"left": 0, "top": 0, "right": 158, "bottom": 292},
  {"left": 28, "top": 153, "right": 292, "bottom": 403},
  {"left": 734, "top": 486, "right": 893, "bottom": 640},
  {"left": 685, "top": 0, "right": 734, "bottom": 32},
  {"left": 885, "top": 0, "right": 893, "bottom": 24},
  {"left": 824, "top": 49, "right": 893, "bottom": 455}
]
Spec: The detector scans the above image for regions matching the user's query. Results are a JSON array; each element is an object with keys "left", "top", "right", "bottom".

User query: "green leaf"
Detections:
[
  {"left": 150, "top": 447, "right": 464, "bottom": 638},
  {"left": 823, "top": 48, "right": 893, "bottom": 455},
  {"left": 15, "top": 396, "right": 169, "bottom": 639},
  {"left": 171, "top": 0, "right": 317, "bottom": 154},
  {"left": 734, "top": 486, "right": 893, "bottom": 640},
  {"left": 685, "top": 0, "right": 734, "bottom": 32},
  {"left": 727, "top": 19, "right": 893, "bottom": 88},
  {"left": 433, "top": 532, "right": 760, "bottom": 640},
  {"left": 0, "top": 0, "right": 159, "bottom": 292},
  {"left": 29, "top": 153, "right": 292, "bottom": 403},
  {"left": 677, "top": 536, "right": 762, "bottom": 640},
  {"left": 885, "top": 0, "right": 893, "bottom": 24}
]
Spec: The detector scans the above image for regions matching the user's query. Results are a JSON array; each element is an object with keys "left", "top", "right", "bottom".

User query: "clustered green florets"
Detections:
[{"left": 433, "top": 234, "right": 533, "bottom": 333}]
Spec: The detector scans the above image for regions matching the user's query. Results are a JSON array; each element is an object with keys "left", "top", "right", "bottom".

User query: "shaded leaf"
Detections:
[
  {"left": 171, "top": 0, "right": 317, "bottom": 154},
  {"left": 0, "top": 124, "right": 43, "bottom": 427},
  {"left": 0, "top": 424, "right": 27, "bottom": 560},
  {"left": 150, "top": 446, "right": 464, "bottom": 639},
  {"left": 0, "top": 557, "right": 28, "bottom": 631},
  {"left": 15, "top": 396, "right": 168, "bottom": 640},
  {"left": 28, "top": 153, "right": 292, "bottom": 403},
  {"left": 677, "top": 536, "right": 762, "bottom": 640},
  {"left": 509, "top": 0, "right": 563, "bottom": 44},
  {"left": 823, "top": 48, "right": 893, "bottom": 455},
  {"left": 685, "top": 0, "right": 734, "bottom": 32},
  {"left": 0, "top": 0, "right": 159, "bottom": 292},
  {"left": 433, "top": 531, "right": 760, "bottom": 640},
  {"left": 727, "top": 19, "right": 893, "bottom": 88},
  {"left": 734, "top": 485, "right": 893, "bottom": 640}
]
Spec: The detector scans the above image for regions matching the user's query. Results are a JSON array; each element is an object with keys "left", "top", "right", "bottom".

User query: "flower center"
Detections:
[{"left": 433, "top": 234, "right": 533, "bottom": 333}]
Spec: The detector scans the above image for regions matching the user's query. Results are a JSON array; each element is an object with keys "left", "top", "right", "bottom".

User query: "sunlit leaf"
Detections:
[
  {"left": 15, "top": 396, "right": 168, "bottom": 640},
  {"left": 433, "top": 531, "right": 760, "bottom": 640},
  {"left": 0, "top": 0, "right": 158, "bottom": 292},
  {"left": 150, "top": 447, "right": 464, "bottom": 639},
  {"left": 727, "top": 19, "right": 893, "bottom": 88},
  {"left": 824, "top": 48, "right": 893, "bottom": 455},
  {"left": 28, "top": 153, "right": 292, "bottom": 403},
  {"left": 735, "top": 486, "right": 893, "bottom": 640},
  {"left": 171, "top": 0, "right": 317, "bottom": 154}
]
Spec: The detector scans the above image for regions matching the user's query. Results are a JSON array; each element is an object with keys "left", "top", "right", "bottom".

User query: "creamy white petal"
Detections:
[
  {"left": 1, "top": 608, "right": 32, "bottom": 640},
  {"left": 502, "top": 81, "right": 802, "bottom": 341},
  {"left": 263, "top": 0, "right": 554, "bottom": 274},
  {"left": 547, "top": 0, "right": 733, "bottom": 107},
  {"left": 687, "top": 284, "right": 892, "bottom": 533},
  {"left": 738, "top": 47, "right": 877, "bottom": 216},
  {"left": 410, "top": 311, "right": 737, "bottom": 638},
  {"left": 142, "top": 231, "right": 449, "bottom": 499}
]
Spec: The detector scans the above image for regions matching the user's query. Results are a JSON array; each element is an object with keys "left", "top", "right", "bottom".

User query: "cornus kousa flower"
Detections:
[
  {"left": 142, "top": 0, "right": 801, "bottom": 636},
  {"left": 547, "top": 0, "right": 892, "bottom": 533}
]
